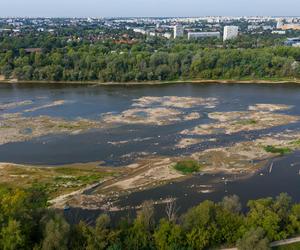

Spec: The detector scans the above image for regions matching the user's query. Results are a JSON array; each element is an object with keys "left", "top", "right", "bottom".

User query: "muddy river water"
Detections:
[{"left": 1, "top": 82, "right": 300, "bottom": 221}]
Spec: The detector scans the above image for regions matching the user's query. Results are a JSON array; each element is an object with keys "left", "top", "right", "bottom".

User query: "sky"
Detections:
[{"left": 1, "top": 0, "right": 300, "bottom": 18}]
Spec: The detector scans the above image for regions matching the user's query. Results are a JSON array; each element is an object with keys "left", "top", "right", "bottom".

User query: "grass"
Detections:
[
  {"left": 264, "top": 145, "right": 292, "bottom": 155},
  {"left": 0, "top": 164, "right": 119, "bottom": 198},
  {"left": 272, "top": 242, "right": 300, "bottom": 250},
  {"left": 291, "top": 139, "right": 300, "bottom": 146},
  {"left": 173, "top": 160, "right": 201, "bottom": 174},
  {"left": 236, "top": 119, "right": 257, "bottom": 125}
]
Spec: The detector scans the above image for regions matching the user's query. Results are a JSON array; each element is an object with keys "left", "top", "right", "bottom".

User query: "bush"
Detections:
[
  {"left": 264, "top": 145, "right": 292, "bottom": 155},
  {"left": 173, "top": 160, "right": 201, "bottom": 174}
]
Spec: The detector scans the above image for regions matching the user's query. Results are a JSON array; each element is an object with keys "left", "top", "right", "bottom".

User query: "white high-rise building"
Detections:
[
  {"left": 277, "top": 19, "right": 284, "bottom": 29},
  {"left": 223, "top": 26, "right": 239, "bottom": 41},
  {"left": 174, "top": 25, "right": 184, "bottom": 39},
  {"left": 188, "top": 32, "right": 220, "bottom": 40}
]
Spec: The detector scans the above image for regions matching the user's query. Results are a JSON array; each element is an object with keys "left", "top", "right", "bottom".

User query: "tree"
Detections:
[
  {"left": 41, "top": 214, "right": 70, "bottom": 250},
  {"left": 221, "top": 195, "right": 242, "bottom": 214},
  {"left": 237, "top": 227, "right": 270, "bottom": 250},
  {"left": 124, "top": 201, "right": 155, "bottom": 250},
  {"left": 0, "top": 219, "right": 26, "bottom": 250},
  {"left": 165, "top": 197, "right": 179, "bottom": 222},
  {"left": 154, "top": 219, "right": 184, "bottom": 250}
]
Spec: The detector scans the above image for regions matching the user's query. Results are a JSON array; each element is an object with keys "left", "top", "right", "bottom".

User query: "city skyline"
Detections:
[{"left": 1, "top": 0, "right": 300, "bottom": 18}]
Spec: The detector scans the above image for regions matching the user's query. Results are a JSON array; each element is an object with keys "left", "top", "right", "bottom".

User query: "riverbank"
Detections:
[{"left": 1, "top": 78, "right": 300, "bottom": 86}]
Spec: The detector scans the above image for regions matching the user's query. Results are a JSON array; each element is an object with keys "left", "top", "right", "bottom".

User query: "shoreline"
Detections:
[{"left": 1, "top": 78, "right": 300, "bottom": 86}]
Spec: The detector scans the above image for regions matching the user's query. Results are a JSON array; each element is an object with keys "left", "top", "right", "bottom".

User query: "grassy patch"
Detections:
[
  {"left": 264, "top": 145, "right": 292, "bottom": 155},
  {"left": 0, "top": 164, "right": 118, "bottom": 198},
  {"left": 173, "top": 160, "right": 201, "bottom": 174},
  {"left": 291, "top": 139, "right": 300, "bottom": 146},
  {"left": 236, "top": 119, "right": 257, "bottom": 125}
]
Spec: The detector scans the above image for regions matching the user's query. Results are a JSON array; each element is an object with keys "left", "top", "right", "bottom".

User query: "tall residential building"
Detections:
[
  {"left": 277, "top": 19, "right": 284, "bottom": 29},
  {"left": 188, "top": 32, "right": 220, "bottom": 40},
  {"left": 174, "top": 25, "right": 184, "bottom": 39},
  {"left": 223, "top": 26, "right": 239, "bottom": 41}
]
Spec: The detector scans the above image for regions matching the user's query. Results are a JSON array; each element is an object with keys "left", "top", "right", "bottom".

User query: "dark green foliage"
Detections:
[
  {"left": 0, "top": 186, "right": 300, "bottom": 250},
  {"left": 173, "top": 160, "right": 201, "bottom": 174},
  {"left": 237, "top": 227, "right": 270, "bottom": 250},
  {"left": 1, "top": 33, "right": 300, "bottom": 83},
  {"left": 264, "top": 145, "right": 292, "bottom": 155}
]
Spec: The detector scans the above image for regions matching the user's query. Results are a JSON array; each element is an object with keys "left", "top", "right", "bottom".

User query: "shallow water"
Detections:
[
  {"left": 2, "top": 82, "right": 300, "bottom": 222},
  {"left": 1, "top": 82, "right": 300, "bottom": 166}
]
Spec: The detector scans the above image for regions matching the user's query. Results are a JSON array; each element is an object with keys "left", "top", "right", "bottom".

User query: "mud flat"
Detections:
[
  {"left": 191, "top": 131, "right": 300, "bottom": 174},
  {"left": 102, "top": 96, "right": 212, "bottom": 126},
  {"left": 248, "top": 104, "right": 293, "bottom": 112},
  {"left": 103, "top": 107, "right": 183, "bottom": 126},
  {"left": 53, "top": 156, "right": 185, "bottom": 210},
  {"left": 181, "top": 107, "right": 300, "bottom": 136},
  {"left": 175, "top": 138, "right": 203, "bottom": 149},
  {"left": 0, "top": 113, "right": 103, "bottom": 145},
  {"left": 132, "top": 96, "right": 218, "bottom": 109}
]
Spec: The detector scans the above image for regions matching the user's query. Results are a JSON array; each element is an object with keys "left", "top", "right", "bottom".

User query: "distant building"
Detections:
[
  {"left": 174, "top": 24, "right": 184, "bottom": 39},
  {"left": 272, "top": 30, "right": 286, "bottom": 35},
  {"left": 188, "top": 32, "right": 220, "bottom": 40},
  {"left": 163, "top": 33, "right": 172, "bottom": 39},
  {"left": 223, "top": 26, "right": 239, "bottom": 41},
  {"left": 277, "top": 19, "right": 284, "bottom": 29},
  {"left": 284, "top": 37, "right": 300, "bottom": 47}
]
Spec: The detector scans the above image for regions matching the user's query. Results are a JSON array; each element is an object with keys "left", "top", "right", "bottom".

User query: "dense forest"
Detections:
[
  {"left": 1, "top": 33, "right": 300, "bottom": 82},
  {"left": 1, "top": 186, "right": 300, "bottom": 250}
]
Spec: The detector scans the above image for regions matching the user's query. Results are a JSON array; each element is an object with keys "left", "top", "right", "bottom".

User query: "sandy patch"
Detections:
[
  {"left": 248, "top": 104, "right": 293, "bottom": 112},
  {"left": 184, "top": 112, "right": 201, "bottom": 121},
  {"left": 191, "top": 131, "right": 300, "bottom": 174},
  {"left": 181, "top": 110, "right": 300, "bottom": 136},
  {"left": 103, "top": 107, "right": 183, "bottom": 126},
  {"left": 0, "top": 100, "right": 33, "bottom": 110},
  {"left": 24, "top": 100, "right": 66, "bottom": 112},
  {"left": 132, "top": 96, "right": 218, "bottom": 109},
  {"left": 0, "top": 113, "right": 102, "bottom": 145},
  {"left": 176, "top": 138, "right": 203, "bottom": 149}
]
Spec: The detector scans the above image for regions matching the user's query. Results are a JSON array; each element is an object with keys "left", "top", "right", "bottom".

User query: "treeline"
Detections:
[
  {"left": 1, "top": 36, "right": 300, "bottom": 82},
  {"left": 1, "top": 186, "right": 300, "bottom": 250}
]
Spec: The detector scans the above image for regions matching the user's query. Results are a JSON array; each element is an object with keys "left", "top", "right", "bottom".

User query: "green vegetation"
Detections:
[
  {"left": 173, "top": 159, "right": 201, "bottom": 174},
  {"left": 1, "top": 33, "right": 300, "bottom": 83},
  {"left": 0, "top": 164, "right": 118, "bottom": 198},
  {"left": 291, "top": 139, "right": 300, "bottom": 146},
  {"left": 264, "top": 145, "right": 292, "bottom": 155},
  {"left": 273, "top": 242, "right": 300, "bottom": 250},
  {"left": 1, "top": 189, "right": 300, "bottom": 250},
  {"left": 236, "top": 119, "right": 258, "bottom": 125}
]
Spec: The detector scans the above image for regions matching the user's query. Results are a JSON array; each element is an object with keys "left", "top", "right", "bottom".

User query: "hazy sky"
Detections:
[{"left": 1, "top": 0, "right": 300, "bottom": 17}]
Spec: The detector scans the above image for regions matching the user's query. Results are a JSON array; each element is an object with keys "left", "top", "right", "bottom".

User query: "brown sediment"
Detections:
[
  {"left": 248, "top": 104, "right": 293, "bottom": 112},
  {"left": 181, "top": 109, "right": 300, "bottom": 136},
  {"left": 102, "top": 107, "right": 183, "bottom": 126},
  {"left": 0, "top": 113, "right": 103, "bottom": 145},
  {"left": 184, "top": 112, "right": 201, "bottom": 121},
  {"left": 51, "top": 156, "right": 185, "bottom": 210},
  {"left": 132, "top": 96, "right": 218, "bottom": 109},
  {"left": 191, "top": 131, "right": 300, "bottom": 174},
  {"left": 175, "top": 138, "right": 203, "bottom": 149}
]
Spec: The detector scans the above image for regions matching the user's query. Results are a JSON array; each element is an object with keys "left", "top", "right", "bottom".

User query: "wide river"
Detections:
[{"left": 1, "top": 82, "right": 300, "bottom": 221}]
